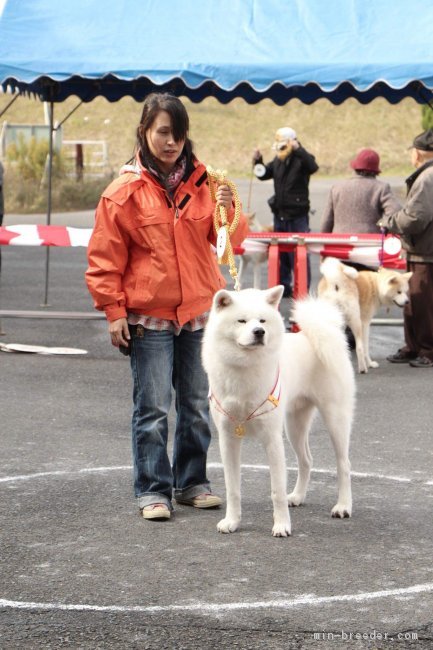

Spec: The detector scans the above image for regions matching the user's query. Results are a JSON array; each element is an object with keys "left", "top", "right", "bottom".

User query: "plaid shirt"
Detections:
[{"left": 127, "top": 311, "right": 209, "bottom": 336}]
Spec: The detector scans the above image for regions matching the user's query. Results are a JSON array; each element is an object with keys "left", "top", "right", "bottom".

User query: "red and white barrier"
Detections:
[
  {"left": 1, "top": 225, "right": 404, "bottom": 268},
  {"left": 238, "top": 238, "right": 269, "bottom": 255},
  {"left": 236, "top": 232, "right": 405, "bottom": 270},
  {"left": 0, "top": 225, "right": 92, "bottom": 247},
  {"left": 308, "top": 242, "right": 403, "bottom": 269},
  {"left": 1, "top": 224, "right": 406, "bottom": 300}
]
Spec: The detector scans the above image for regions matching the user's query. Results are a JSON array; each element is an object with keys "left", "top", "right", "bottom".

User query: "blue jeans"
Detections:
[
  {"left": 273, "top": 213, "right": 311, "bottom": 296},
  {"left": 129, "top": 325, "right": 212, "bottom": 510}
]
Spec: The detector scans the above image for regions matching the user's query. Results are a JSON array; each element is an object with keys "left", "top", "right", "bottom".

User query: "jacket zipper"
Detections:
[{"left": 164, "top": 190, "right": 179, "bottom": 220}]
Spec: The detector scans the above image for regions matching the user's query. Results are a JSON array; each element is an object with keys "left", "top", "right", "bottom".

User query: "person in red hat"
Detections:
[
  {"left": 320, "top": 147, "right": 402, "bottom": 349},
  {"left": 320, "top": 148, "right": 401, "bottom": 253}
]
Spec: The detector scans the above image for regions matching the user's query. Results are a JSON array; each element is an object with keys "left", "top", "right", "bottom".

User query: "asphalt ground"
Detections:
[{"left": 0, "top": 178, "right": 432, "bottom": 649}]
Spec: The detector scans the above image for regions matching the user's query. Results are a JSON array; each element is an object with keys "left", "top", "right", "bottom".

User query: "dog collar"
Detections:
[{"left": 209, "top": 367, "right": 281, "bottom": 438}]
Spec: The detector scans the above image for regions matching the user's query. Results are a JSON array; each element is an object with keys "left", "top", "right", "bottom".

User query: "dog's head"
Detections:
[
  {"left": 244, "top": 212, "right": 257, "bottom": 228},
  {"left": 243, "top": 212, "right": 273, "bottom": 233},
  {"left": 206, "top": 286, "right": 285, "bottom": 361},
  {"left": 378, "top": 269, "right": 412, "bottom": 307}
]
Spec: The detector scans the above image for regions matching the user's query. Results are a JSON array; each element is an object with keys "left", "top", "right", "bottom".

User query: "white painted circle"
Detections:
[
  {"left": 1, "top": 343, "right": 87, "bottom": 355},
  {"left": 1, "top": 463, "right": 431, "bottom": 615}
]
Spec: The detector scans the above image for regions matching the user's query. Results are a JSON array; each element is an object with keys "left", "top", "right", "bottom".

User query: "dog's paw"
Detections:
[
  {"left": 272, "top": 521, "right": 291, "bottom": 537},
  {"left": 287, "top": 492, "right": 304, "bottom": 507},
  {"left": 331, "top": 503, "right": 352, "bottom": 518},
  {"left": 217, "top": 517, "right": 240, "bottom": 533},
  {"left": 368, "top": 360, "right": 379, "bottom": 369}
]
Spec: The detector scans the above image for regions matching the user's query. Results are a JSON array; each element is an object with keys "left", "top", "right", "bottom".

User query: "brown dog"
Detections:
[{"left": 318, "top": 257, "right": 412, "bottom": 373}]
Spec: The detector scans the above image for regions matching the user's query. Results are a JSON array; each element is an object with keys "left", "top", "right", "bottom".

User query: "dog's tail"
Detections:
[
  {"left": 320, "top": 256, "right": 358, "bottom": 281},
  {"left": 292, "top": 296, "right": 349, "bottom": 370}
]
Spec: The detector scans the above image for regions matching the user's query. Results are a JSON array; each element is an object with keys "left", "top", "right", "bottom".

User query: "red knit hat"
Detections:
[{"left": 350, "top": 149, "right": 381, "bottom": 174}]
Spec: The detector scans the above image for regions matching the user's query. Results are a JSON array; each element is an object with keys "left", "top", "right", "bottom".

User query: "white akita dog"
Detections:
[{"left": 202, "top": 286, "right": 355, "bottom": 537}]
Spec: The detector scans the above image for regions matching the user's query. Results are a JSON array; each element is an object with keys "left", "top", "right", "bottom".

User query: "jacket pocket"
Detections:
[
  {"left": 184, "top": 210, "right": 214, "bottom": 246},
  {"left": 186, "top": 210, "right": 213, "bottom": 223},
  {"left": 128, "top": 208, "right": 171, "bottom": 229},
  {"left": 282, "top": 192, "right": 308, "bottom": 208},
  {"left": 128, "top": 210, "right": 172, "bottom": 248}
]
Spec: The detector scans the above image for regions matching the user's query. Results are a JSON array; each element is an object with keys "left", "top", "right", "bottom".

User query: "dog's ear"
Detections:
[
  {"left": 214, "top": 290, "right": 233, "bottom": 310},
  {"left": 404, "top": 271, "right": 413, "bottom": 281},
  {"left": 265, "top": 285, "right": 284, "bottom": 308},
  {"left": 387, "top": 274, "right": 400, "bottom": 286}
]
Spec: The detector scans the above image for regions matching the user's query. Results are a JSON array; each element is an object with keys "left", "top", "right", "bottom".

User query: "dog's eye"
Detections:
[
  {"left": 259, "top": 319, "right": 266, "bottom": 323},
  {"left": 237, "top": 319, "right": 246, "bottom": 323}
]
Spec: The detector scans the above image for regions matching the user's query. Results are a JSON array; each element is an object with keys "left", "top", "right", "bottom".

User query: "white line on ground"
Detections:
[
  {"left": 0, "top": 464, "right": 425, "bottom": 484},
  {"left": 0, "top": 466, "right": 132, "bottom": 483},
  {"left": 1, "top": 582, "right": 433, "bottom": 614},
  {"left": 209, "top": 463, "right": 413, "bottom": 483}
]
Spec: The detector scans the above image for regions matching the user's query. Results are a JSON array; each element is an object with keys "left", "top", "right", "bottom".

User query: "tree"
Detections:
[{"left": 421, "top": 104, "right": 433, "bottom": 130}]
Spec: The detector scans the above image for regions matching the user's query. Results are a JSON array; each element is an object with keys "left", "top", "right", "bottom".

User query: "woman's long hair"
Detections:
[{"left": 135, "top": 93, "right": 193, "bottom": 171}]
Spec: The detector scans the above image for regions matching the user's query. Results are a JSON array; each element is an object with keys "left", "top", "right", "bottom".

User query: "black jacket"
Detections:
[{"left": 255, "top": 146, "right": 319, "bottom": 219}]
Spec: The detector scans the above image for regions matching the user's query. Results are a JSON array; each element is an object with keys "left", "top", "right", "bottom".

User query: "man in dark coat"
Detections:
[
  {"left": 378, "top": 129, "right": 433, "bottom": 368},
  {"left": 0, "top": 160, "right": 4, "bottom": 271},
  {"left": 253, "top": 127, "right": 318, "bottom": 297}
]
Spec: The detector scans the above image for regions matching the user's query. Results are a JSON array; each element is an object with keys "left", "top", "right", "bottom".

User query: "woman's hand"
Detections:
[
  {"left": 215, "top": 184, "right": 233, "bottom": 210},
  {"left": 108, "top": 317, "right": 130, "bottom": 348}
]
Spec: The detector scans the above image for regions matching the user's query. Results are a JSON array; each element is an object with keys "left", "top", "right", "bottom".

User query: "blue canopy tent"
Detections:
[
  {"left": 1, "top": 0, "right": 433, "bottom": 304},
  {"left": 1, "top": 0, "right": 433, "bottom": 105}
]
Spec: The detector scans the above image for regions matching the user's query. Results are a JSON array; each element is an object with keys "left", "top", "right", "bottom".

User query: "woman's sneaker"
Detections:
[
  {"left": 176, "top": 493, "right": 222, "bottom": 509},
  {"left": 141, "top": 504, "right": 171, "bottom": 520}
]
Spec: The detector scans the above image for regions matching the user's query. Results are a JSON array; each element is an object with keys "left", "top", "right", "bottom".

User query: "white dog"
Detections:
[
  {"left": 202, "top": 286, "right": 355, "bottom": 537},
  {"left": 318, "top": 257, "right": 412, "bottom": 373}
]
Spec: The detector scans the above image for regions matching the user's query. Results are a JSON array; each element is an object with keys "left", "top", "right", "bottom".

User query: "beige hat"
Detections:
[
  {"left": 272, "top": 127, "right": 297, "bottom": 150},
  {"left": 276, "top": 127, "right": 296, "bottom": 141}
]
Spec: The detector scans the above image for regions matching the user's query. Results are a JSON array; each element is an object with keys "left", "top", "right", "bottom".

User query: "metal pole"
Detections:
[
  {"left": 246, "top": 168, "right": 254, "bottom": 213},
  {"left": 0, "top": 93, "right": 19, "bottom": 119},
  {"left": 42, "top": 100, "right": 54, "bottom": 307}
]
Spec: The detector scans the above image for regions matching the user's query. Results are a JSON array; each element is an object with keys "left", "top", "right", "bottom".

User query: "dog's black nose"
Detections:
[{"left": 253, "top": 327, "right": 265, "bottom": 340}]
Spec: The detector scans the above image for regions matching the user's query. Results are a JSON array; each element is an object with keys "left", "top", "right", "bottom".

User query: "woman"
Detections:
[
  {"left": 320, "top": 148, "right": 402, "bottom": 273},
  {"left": 86, "top": 93, "right": 248, "bottom": 521},
  {"left": 320, "top": 149, "right": 401, "bottom": 231}
]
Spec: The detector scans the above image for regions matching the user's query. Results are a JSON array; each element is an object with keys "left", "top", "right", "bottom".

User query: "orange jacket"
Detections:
[{"left": 86, "top": 159, "right": 248, "bottom": 325}]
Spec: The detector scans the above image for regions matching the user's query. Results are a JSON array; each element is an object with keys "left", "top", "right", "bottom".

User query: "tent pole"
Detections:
[
  {"left": 0, "top": 93, "right": 19, "bottom": 119},
  {"left": 55, "top": 99, "right": 84, "bottom": 128},
  {"left": 42, "top": 100, "right": 54, "bottom": 307}
]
